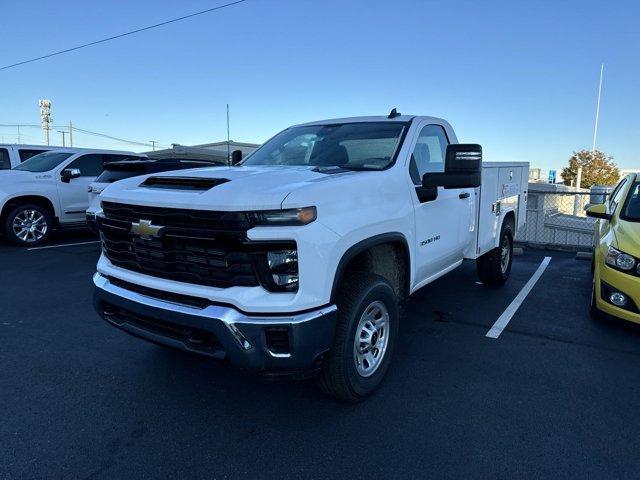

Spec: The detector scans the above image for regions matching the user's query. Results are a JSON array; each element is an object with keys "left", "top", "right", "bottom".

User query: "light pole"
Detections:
[{"left": 149, "top": 140, "right": 157, "bottom": 151}]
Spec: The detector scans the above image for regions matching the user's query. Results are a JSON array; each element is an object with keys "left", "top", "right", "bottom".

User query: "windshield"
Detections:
[
  {"left": 13, "top": 151, "right": 73, "bottom": 172},
  {"left": 242, "top": 122, "right": 406, "bottom": 170},
  {"left": 622, "top": 182, "right": 640, "bottom": 222}
]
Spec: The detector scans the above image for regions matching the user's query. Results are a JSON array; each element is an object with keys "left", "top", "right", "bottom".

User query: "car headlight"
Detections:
[
  {"left": 249, "top": 207, "right": 316, "bottom": 226},
  {"left": 250, "top": 244, "right": 299, "bottom": 292},
  {"left": 605, "top": 246, "right": 637, "bottom": 271}
]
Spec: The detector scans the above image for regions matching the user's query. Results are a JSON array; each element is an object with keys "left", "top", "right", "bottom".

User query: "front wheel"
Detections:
[
  {"left": 477, "top": 221, "right": 514, "bottom": 286},
  {"left": 3, "top": 204, "right": 52, "bottom": 246},
  {"left": 317, "top": 273, "right": 399, "bottom": 402}
]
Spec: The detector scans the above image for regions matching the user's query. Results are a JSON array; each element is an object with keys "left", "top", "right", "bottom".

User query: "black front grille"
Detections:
[
  {"left": 101, "top": 301, "right": 224, "bottom": 356},
  {"left": 102, "top": 201, "right": 250, "bottom": 232},
  {"left": 100, "top": 202, "right": 259, "bottom": 288}
]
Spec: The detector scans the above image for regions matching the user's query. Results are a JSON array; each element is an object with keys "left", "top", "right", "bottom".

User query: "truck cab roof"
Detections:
[{"left": 296, "top": 115, "right": 450, "bottom": 127}]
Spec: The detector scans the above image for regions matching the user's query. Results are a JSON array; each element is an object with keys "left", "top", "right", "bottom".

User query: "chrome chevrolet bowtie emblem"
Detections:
[{"left": 130, "top": 219, "right": 164, "bottom": 240}]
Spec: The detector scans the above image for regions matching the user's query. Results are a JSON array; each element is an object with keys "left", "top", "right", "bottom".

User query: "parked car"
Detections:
[
  {"left": 86, "top": 158, "right": 222, "bottom": 232},
  {"left": 0, "top": 148, "right": 145, "bottom": 246},
  {"left": 587, "top": 173, "right": 640, "bottom": 324},
  {"left": 92, "top": 112, "right": 528, "bottom": 401},
  {"left": 0, "top": 144, "right": 56, "bottom": 169}
]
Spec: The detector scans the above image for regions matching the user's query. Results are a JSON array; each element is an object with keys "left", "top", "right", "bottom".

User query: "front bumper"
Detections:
[
  {"left": 596, "top": 264, "right": 640, "bottom": 324},
  {"left": 93, "top": 273, "right": 337, "bottom": 372}
]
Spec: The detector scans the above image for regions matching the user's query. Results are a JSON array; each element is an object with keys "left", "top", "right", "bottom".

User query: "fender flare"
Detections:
[{"left": 330, "top": 232, "right": 410, "bottom": 302}]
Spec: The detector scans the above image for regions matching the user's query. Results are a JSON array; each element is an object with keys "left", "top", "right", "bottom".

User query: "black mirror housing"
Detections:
[
  {"left": 445, "top": 143, "right": 482, "bottom": 173},
  {"left": 422, "top": 171, "right": 481, "bottom": 189},
  {"left": 231, "top": 149, "right": 243, "bottom": 166},
  {"left": 422, "top": 144, "right": 482, "bottom": 189},
  {"left": 586, "top": 210, "right": 612, "bottom": 221},
  {"left": 61, "top": 168, "right": 82, "bottom": 183}
]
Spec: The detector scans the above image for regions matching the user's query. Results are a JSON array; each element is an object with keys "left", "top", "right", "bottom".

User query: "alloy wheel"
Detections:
[{"left": 12, "top": 209, "right": 48, "bottom": 243}]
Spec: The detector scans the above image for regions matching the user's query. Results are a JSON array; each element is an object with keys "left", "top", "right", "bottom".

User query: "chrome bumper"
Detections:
[{"left": 93, "top": 273, "right": 338, "bottom": 371}]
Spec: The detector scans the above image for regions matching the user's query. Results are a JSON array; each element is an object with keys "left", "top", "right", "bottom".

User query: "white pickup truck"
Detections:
[
  {"left": 92, "top": 112, "right": 528, "bottom": 401},
  {"left": 0, "top": 148, "right": 144, "bottom": 245}
]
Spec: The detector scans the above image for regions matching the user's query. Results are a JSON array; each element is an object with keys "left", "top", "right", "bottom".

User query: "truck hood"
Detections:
[
  {"left": 0, "top": 170, "right": 37, "bottom": 180},
  {"left": 98, "top": 165, "right": 355, "bottom": 211},
  {"left": 614, "top": 220, "right": 640, "bottom": 257},
  {"left": 0, "top": 170, "right": 48, "bottom": 189}
]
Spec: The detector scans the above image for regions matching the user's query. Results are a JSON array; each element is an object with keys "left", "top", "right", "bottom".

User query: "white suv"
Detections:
[{"left": 0, "top": 148, "right": 144, "bottom": 246}]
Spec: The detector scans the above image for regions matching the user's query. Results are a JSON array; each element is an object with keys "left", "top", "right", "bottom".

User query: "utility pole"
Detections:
[
  {"left": 592, "top": 63, "right": 604, "bottom": 153},
  {"left": 17, "top": 125, "right": 20, "bottom": 144},
  {"left": 227, "top": 104, "right": 230, "bottom": 166},
  {"left": 69, "top": 121, "right": 73, "bottom": 147},
  {"left": 58, "top": 130, "right": 66, "bottom": 147},
  {"left": 149, "top": 140, "right": 157, "bottom": 151},
  {"left": 574, "top": 64, "right": 604, "bottom": 214}
]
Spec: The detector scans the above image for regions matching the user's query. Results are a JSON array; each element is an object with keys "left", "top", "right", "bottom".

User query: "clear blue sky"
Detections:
[{"left": 1, "top": 0, "right": 638, "bottom": 171}]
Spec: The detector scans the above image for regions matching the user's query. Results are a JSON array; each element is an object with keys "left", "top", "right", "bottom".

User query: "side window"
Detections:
[
  {"left": 609, "top": 178, "right": 628, "bottom": 212},
  {"left": 19, "top": 149, "right": 48, "bottom": 162},
  {"left": 0, "top": 148, "right": 10, "bottom": 170},
  {"left": 409, "top": 125, "right": 449, "bottom": 185},
  {"left": 66, "top": 154, "right": 104, "bottom": 177}
]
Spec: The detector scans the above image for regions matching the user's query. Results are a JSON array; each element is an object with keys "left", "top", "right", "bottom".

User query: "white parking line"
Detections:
[
  {"left": 486, "top": 256, "right": 552, "bottom": 339},
  {"left": 27, "top": 240, "right": 101, "bottom": 251}
]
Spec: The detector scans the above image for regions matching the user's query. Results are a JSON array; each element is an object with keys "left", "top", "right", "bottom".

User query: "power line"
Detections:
[
  {"left": 71, "top": 126, "right": 165, "bottom": 148},
  {"left": 0, "top": 0, "right": 249, "bottom": 71},
  {"left": 0, "top": 123, "right": 167, "bottom": 149}
]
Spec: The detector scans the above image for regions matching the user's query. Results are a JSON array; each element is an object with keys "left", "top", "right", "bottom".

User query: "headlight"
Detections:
[
  {"left": 249, "top": 207, "right": 316, "bottom": 226},
  {"left": 251, "top": 244, "right": 299, "bottom": 292},
  {"left": 267, "top": 250, "right": 298, "bottom": 289},
  {"left": 605, "top": 246, "right": 637, "bottom": 271}
]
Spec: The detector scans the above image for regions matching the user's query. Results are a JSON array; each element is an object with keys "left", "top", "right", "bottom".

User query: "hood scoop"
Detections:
[{"left": 139, "top": 176, "right": 229, "bottom": 191}]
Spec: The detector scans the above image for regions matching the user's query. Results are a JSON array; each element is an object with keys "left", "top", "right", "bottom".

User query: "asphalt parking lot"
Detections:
[{"left": 3, "top": 234, "right": 640, "bottom": 479}]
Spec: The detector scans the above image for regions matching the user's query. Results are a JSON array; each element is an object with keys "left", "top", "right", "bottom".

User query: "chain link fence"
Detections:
[{"left": 515, "top": 191, "right": 607, "bottom": 250}]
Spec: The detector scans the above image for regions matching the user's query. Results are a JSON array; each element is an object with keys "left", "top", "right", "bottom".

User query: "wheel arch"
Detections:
[
  {"left": 330, "top": 233, "right": 411, "bottom": 305},
  {"left": 503, "top": 210, "right": 516, "bottom": 235},
  {"left": 0, "top": 195, "right": 58, "bottom": 226}
]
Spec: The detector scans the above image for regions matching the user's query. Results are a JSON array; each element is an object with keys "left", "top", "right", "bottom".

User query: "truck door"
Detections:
[
  {"left": 409, "top": 124, "right": 473, "bottom": 281},
  {"left": 56, "top": 154, "right": 105, "bottom": 223}
]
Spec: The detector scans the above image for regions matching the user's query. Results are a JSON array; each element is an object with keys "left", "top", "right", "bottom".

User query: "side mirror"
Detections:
[
  {"left": 61, "top": 168, "right": 81, "bottom": 183},
  {"left": 422, "top": 144, "right": 482, "bottom": 189},
  {"left": 586, "top": 203, "right": 612, "bottom": 220},
  {"left": 231, "top": 149, "right": 243, "bottom": 166}
]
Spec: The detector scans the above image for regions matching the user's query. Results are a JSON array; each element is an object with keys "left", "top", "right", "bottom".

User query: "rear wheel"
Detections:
[
  {"left": 318, "top": 273, "right": 398, "bottom": 402},
  {"left": 3, "top": 204, "right": 52, "bottom": 246},
  {"left": 477, "top": 220, "right": 514, "bottom": 286}
]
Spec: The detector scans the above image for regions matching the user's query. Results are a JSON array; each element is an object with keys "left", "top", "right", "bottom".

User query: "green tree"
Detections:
[{"left": 560, "top": 149, "right": 620, "bottom": 188}]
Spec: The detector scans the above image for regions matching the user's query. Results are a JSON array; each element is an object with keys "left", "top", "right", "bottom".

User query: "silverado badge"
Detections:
[{"left": 130, "top": 219, "right": 164, "bottom": 240}]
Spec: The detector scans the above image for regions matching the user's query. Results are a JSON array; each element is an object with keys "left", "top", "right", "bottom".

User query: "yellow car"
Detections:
[{"left": 587, "top": 173, "right": 640, "bottom": 323}]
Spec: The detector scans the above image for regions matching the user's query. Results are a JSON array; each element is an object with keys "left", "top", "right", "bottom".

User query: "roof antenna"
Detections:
[{"left": 387, "top": 108, "right": 401, "bottom": 119}]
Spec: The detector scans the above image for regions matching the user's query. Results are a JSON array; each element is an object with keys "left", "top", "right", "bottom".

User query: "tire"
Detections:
[
  {"left": 318, "top": 273, "right": 399, "bottom": 403},
  {"left": 477, "top": 220, "right": 514, "bottom": 287},
  {"left": 3, "top": 204, "right": 52, "bottom": 247}
]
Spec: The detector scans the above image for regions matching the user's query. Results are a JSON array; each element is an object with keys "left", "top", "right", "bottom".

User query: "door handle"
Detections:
[{"left": 459, "top": 192, "right": 470, "bottom": 199}]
